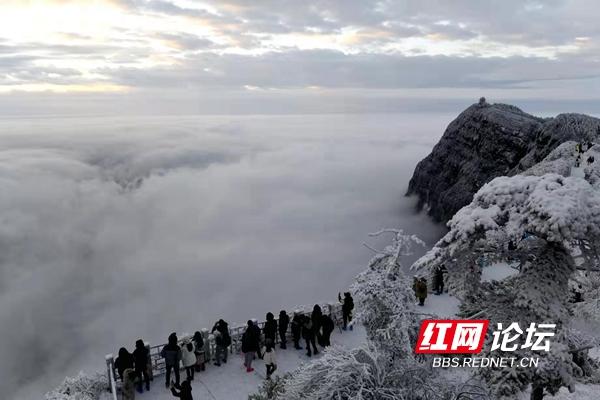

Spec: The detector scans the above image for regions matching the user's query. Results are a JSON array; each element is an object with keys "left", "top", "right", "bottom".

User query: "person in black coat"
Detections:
[
  {"left": 161, "top": 333, "right": 181, "bottom": 387},
  {"left": 319, "top": 314, "right": 335, "bottom": 347},
  {"left": 133, "top": 339, "right": 150, "bottom": 392},
  {"left": 311, "top": 304, "right": 323, "bottom": 346},
  {"left": 242, "top": 320, "right": 259, "bottom": 372},
  {"left": 290, "top": 312, "right": 303, "bottom": 350},
  {"left": 278, "top": 310, "right": 290, "bottom": 349},
  {"left": 192, "top": 331, "right": 205, "bottom": 371},
  {"left": 211, "top": 320, "right": 231, "bottom": 365},
  {"left": 302, "top": 315, "right": 319, "bottom": 357},
  {"left": 250, "top": 320, "right": 262, "bottom": 359},
  {"left": 433, "top": 264, "right": 448, "bottom": 295},
  {"left": 263, "top": 312, "right": 278, "bottom": 344},
  {"left": 114, "top": 347, "right": 134, "bottom": 382},
  {"left": 170, "top": 379, "right": 193, "bottom": 400},
  {"left": 211, "top": 319, "right": 231, "bottom": 344},
  {"left": 339, "top": 292, "right": 354, "bottom": 331}
]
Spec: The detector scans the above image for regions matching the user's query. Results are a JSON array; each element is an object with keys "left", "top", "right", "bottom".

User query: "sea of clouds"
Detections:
[{"left": 0, "top": 112, "right": 449, "bottom": 398}]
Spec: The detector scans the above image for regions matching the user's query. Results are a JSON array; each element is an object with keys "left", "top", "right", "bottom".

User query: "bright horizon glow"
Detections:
[{"left": 0, "top": 0, "right": 595, "bottom": 94}]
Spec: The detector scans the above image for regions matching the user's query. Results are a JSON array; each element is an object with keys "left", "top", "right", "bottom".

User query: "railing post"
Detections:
[
  {"left": 201, "top": 328, "right": 211, "bottom": 361},
  {"left": 105, "top": 354, "right": 114, "bottom": 393}
]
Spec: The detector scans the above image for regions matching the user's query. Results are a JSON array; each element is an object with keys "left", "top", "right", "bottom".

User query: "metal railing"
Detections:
[
  {"left": 106, "top": 301, "right": 345, "bottom": 395},
  {"left": 105, "top": 354, "right": 118, "bottom": 400}
]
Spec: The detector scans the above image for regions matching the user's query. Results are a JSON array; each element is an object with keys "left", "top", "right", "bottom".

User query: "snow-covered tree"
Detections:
[
  {"left": 45, "top": 373, "right": 108, "bottom": 400},
  {"left": 413, "top": 173, "right": 600, "bottom": 398},
  {"left": 352, "top": 229, "right": 425, "bottom": 358},
  {"left": 281, "top": 343, "right": 462, "bottom": 400},
  {"left": 252, "top": 230, "right": 491, "bottom": 400}
]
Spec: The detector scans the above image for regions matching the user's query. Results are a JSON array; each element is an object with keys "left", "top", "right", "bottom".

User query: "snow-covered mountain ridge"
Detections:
[{"left": 407, "top": 100, "right": 600, "bottom": 222}]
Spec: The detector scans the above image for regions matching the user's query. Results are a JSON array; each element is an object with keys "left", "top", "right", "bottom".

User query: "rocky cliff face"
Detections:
[{"left": 407, "top": 101, "right": 600, "bottom": 223}]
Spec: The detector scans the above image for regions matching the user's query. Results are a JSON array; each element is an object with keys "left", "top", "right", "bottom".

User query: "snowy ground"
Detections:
[
  {"left": 571, "top": 166, "right": 585, "bottom": 178},
  {"left": 420, "top": 290, "right": 461, "bottom": 317},
  {"left": 130, "top": 326, "right": 367, "bottom": 400},
  {"left": 115, "top": 293, "right": 463, "bottom": 400},
  {"left": 481, "top": 262, "right": 520, "bottom": 282},
  {"left": 104, "top": 264, "right": 599, "bottom": 400},
  {"left": 517, "top": 383, "right": 600, "bottom": 400}
]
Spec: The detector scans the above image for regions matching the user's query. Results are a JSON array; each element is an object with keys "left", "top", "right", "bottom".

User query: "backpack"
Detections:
[{"left": 222, "top": 333, "right": 231, "bottom": 347}]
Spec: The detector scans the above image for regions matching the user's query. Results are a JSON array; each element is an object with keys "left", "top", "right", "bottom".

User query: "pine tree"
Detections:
[
  {"left": 352, "top": 229, "right": 425, "bottom": 358},
  {"left": 413, "top": 173, "right": 600, "bottom": 397}
]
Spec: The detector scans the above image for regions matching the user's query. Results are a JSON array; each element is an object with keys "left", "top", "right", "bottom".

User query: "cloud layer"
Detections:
[{"left": 0, "top": 112, "right": 446, "bottom": 398}]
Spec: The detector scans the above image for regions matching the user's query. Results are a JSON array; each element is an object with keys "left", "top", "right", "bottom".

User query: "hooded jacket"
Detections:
[
  {"left": 133, "top": 340, "right": 149, "bottom": 372},
  {"left": 171, "top": 380, "right": 193, "bottom": 400},
  {"left": 262, "top": 347, "right": 277, "bottom": 366},
  {"left": 415, "top": 279, "right": 428, "bottom": 298},
  {"left": 161, "top": 333, "right": 182, "bottom": 367},
  {"left": 341, "top": 293, "right": 354, "bottom": 315},
  {"left": 278, "top": 311, "right": 290, "bottom": 334},
  {"left": 115, "top": 348, "right": 134, "bottom": 380},
  {"left": 192, "top": 332, "right": 204, "bottom": 354},
  {"left": 291, "top": 314, "right": 303, "bottom": 337},
  {"left": 311, "top": 305, "right": 323, "bottom": 333},
  {"left": 212, "top": 320, "right": 231, "bottom": 347},
  {"left": 263, "top": 312, "right": 278, "bottom": 341},
  {"left": 321, "top": 314, "right": 335, "bottom": 334},
  {"left": 242, "top": 322, "right": 259, "bottom": 353},
  {"left": 181, "top": 342, "right": 197, "bottom": 368},
  {"left": 302, "top": 317, "right": 314, "bottom": 340}
]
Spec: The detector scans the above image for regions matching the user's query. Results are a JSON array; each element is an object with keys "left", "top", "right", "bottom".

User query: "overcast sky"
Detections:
[{"left": 0, "top": 0, "right": 599, "bottom": 114}]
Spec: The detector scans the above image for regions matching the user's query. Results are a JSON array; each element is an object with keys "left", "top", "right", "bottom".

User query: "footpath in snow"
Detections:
[
  {"left": 125, "top": 267, "right": 523, "bottom": 400},
  {"left": 120, "top": 292, "right": 463, "bottom": 400},
  {"left": 130, "top": 326, "right": 366, "bottom": 400},
  {"left": 104, "top": 262, "right": 600, "bottom": 400}
]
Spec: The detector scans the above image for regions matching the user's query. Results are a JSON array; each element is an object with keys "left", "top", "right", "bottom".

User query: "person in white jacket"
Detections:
[
  {"left": 181, "top": 342, "right": 197, "bottom": 381},
  {"left": 262, "top": 339, "right": 277, "bottom": 379}
]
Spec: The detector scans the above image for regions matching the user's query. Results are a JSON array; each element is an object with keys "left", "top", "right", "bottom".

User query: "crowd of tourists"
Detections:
[{"left": 112, "top": 292, "right": 355, "bottom": 400}]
